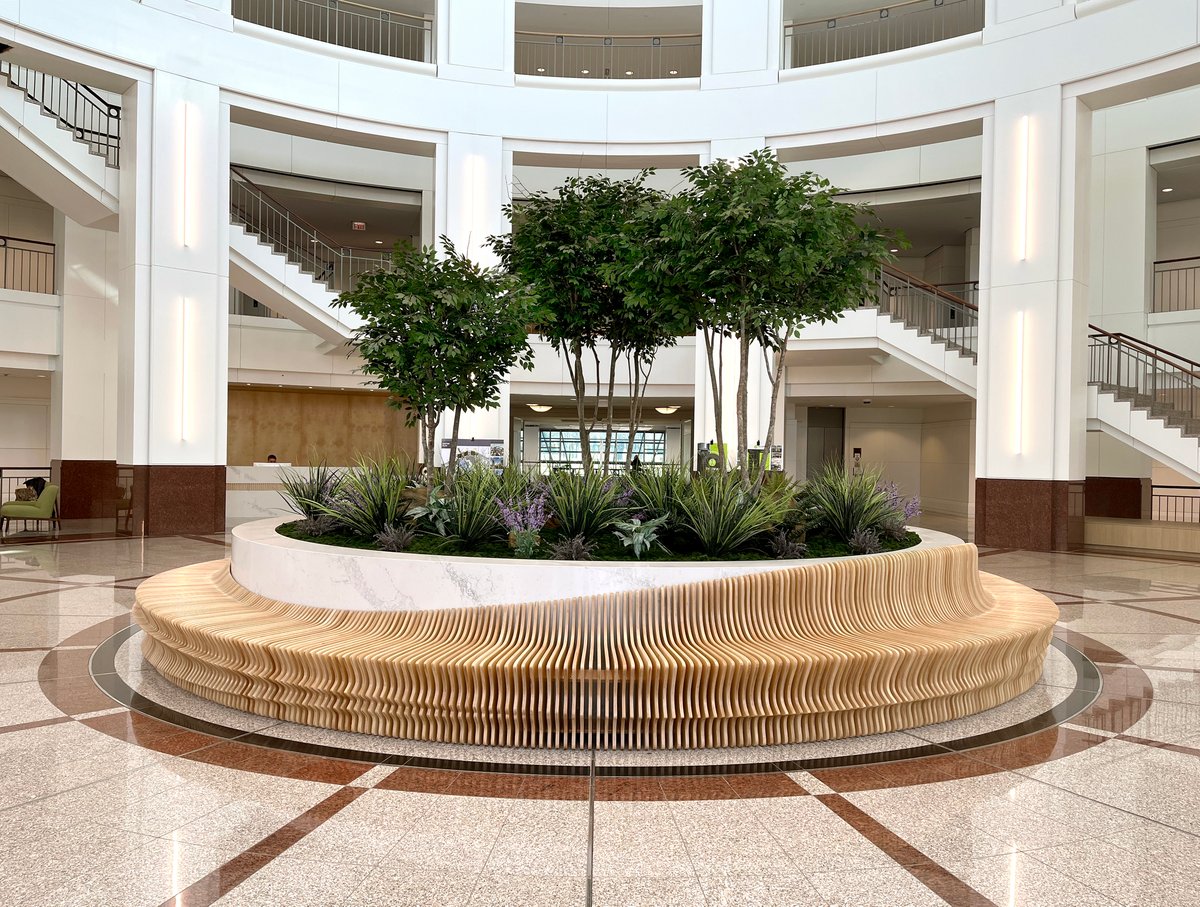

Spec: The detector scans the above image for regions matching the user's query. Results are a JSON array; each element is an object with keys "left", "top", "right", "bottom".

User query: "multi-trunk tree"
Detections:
[{"left": 334, "top": 238, "right": 539, "bottom": 482}]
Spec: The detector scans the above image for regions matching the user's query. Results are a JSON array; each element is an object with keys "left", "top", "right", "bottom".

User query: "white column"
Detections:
[
  {"left": 117, "top": 72, "right": 229, "bottom": 468},
  {"left": 51, "top": 215, "right": 119, "bottom": 462},
  {"left": 1091, "top": 147, "right": 1155, "bottom": 337},
  {"left": 435, "top": 0, "right": 515, "bottom": 84},
  {"left": 701, "top": 0, "right": 781, "bottom": 88},
  {"left": 434, "top": 132, "right": 510, "bottom": 451},
  {"left": 975, "top": 87, "right": 1091, "bottom": 547}
]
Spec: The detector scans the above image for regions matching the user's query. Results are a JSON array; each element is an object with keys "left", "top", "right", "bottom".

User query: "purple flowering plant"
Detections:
[{"left": 496, "top": 488, "right": 550, "bottom": 558}]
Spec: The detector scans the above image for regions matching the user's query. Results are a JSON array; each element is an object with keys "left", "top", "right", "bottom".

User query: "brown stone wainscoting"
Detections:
[
  {"left": 51, "top": 459, "right": 120, "bottom": 520},
  {"left": 119, "top": 465, "right": 226, "bottom": 536},
  {"left": 1084, "top": 475, "right": 1150, "bottom": 519},
  {"left": 975, "top": 478, "right": 1085, "bottom": 551}
]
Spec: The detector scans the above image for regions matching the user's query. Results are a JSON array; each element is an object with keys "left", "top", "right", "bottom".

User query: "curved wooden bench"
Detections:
[{"left": 132, "top": 543, "right": 1058, "bottom": 750}]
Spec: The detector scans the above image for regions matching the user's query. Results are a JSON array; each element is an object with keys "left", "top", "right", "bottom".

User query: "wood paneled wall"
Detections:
[{"left": 227, "top": 387, "right": 418, "bottom": 466}]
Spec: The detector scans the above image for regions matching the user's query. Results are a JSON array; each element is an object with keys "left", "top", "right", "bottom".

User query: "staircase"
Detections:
[
  {"left": 874, "top": 266, "right": 978, "bottom": 363},
  {"left": 228, "top": 168, "right": 391, "bottom": 342},
  {"left": 789, "top": 264, "right": 979, "bottom": 395},
  {"left": 1088, "top": 325, "right": 1200, "bottom": 482},
  {"left": 0, "top": 62, "right": 120, "bottom": 168}
]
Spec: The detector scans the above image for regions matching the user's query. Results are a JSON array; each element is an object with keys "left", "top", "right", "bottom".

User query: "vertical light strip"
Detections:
[
  {"left": 1014, "top": 310, "right": 1026, "bottom": 456},
  {"left": 179, "top": 297, "right": 190, "bottom": 442},
  {"left": 179, "top": 103, "right": 191, "bottom": 248},
  {"left": 1017, "top": 115, "right": 1031, "bottom": 261}
]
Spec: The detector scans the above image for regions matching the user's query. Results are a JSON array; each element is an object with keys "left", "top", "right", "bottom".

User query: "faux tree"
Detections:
[
  {"left": 647, "top": 149, "right": 894, "bottom": 476},
  {"left": 489, "top": 173, "right": 662, "bottom": 474},
  {"left": 334, "top": 238, "right": 539, "bottom": 482}
]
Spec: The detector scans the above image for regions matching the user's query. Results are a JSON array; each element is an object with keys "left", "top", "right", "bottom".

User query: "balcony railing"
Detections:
[
  {"left": 1088, "top": 324, "right": 1200, "bottom": 438},
  {"left": 230, "top": 288, "right": 285, "bottom": 319},
  {"left": 1152, "top": 485, "right": 1200, "bottom": 523},
  {"left": 0, "top": 61, "right": 121, "bottom": 167},
  {"left": 1152, "top": 257, "right": 1200, "bottom": 314},
  {"left": 515, "top": 32, "right": 700, "bottom": 79},
  {"left": 784, "top": 0, "right": 984, "bottom": 69},
  {"left": 0, "top": 236, "right": 55, "bottom": 294},
  {"left": 232, "top": 0, "right": 433, "bottom": 62}
]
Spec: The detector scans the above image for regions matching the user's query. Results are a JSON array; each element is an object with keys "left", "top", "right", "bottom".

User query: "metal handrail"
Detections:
[
  {"left": 783, "top": 0, "right": 983, "bottom": 69},
  {"left": 515, "top": 30, "right": 700, "bottom": 79},
  {"left": 0, "top": 61, "right": 120, "bottom": 167},
  {"left": 854, "top": 264, "right": 978, "bottom": 359},
  {"left": 1088, "top": 323, "right": 1200, "bottom": 375},
  {"left": 232, "top": 0, "right": 433, "bottom": 62},
  {"left": 517, "top": 29, "right": 701, "bottom": 40},
  {"left": 1089, "top": 325, "right": 1200, "bottom": 438},
  {"left": 229, "top": 167, "right": 391, "bottom": 294},
  {"left": 0, "top": 235, "right": 55, "bottom": 294}
]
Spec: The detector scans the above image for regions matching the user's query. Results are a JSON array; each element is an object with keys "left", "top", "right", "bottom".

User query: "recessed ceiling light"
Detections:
[
  {"left": 310, "top": 238, "right": 318, "bottom": 244},
  {"left": 580, "top": 69, "right": 589, "bottom": 74},
  {"left": 890, "top": 248, "right": 899, "bottom": 252},
  {"left": 536, "top": 67, "right": 545, "bottom": 73},
  {"left": 669, "top": 69, "right": 678, "bottom": 75},
  {"left": 527, "top": 403, "right": 553, "bottom": 413},
  {"left": 655, "top": 405, "right": 680, "bottom": 415},
  {"left": 375, "top": 240, "right": 383, "bottom": 244},
  {"left": 1162, "top": 187, "right": 1174, "bottom": 193},
  {"left": 625, "top": 70, "right": 633, "bottom": 76}
]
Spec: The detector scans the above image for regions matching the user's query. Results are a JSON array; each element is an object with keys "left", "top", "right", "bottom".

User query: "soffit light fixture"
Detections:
[
  {"left": 655, "top": 405, "right": 680, "bottom": 415},
  {"left": 669, "top": 69, "right": 678, "bottom": 75},
  {"left": 580, "top": 69, "right": 590, "bottom": 74},
  {"left": 1162, "top": 187, "right": 1174, "bottom": 193},
  {"left": 527, "top": 403, "right": 553, "bottom": 413},
  {"left": 536, "top": 67, "right": 546, "bottom": 73}
]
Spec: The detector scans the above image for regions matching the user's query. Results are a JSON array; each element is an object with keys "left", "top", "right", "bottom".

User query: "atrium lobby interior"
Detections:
[{"left": 4, "top": 0, "right": 1200, "bottom": 905}]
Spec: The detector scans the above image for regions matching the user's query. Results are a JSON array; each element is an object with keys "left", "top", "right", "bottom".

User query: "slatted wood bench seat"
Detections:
[{"left": 132, "top": 542, "right": 1058, "bottom": 750}]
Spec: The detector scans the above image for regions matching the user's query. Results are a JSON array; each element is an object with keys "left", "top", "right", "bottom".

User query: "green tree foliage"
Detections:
[
  {"left": 489, "top": 173, "right": 686, "bottom": 473},
  {"left": 334, "top": 238, "right": 539, "bottom": 481},
  {"left": 640, "top": 149, "right": 896, "bottom": 477}
]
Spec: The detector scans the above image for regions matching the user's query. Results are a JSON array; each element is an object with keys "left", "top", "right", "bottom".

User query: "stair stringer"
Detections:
[
  {"left": 1088, "top": 385, "right": 1200, "bottom": 484},
  {"left": 229, "top": 223, "right": 362, "bottom": 346},
  {"left": 0, "top": 78, "right": 117, "bottom": 227},
  {"left": 790, "top": 307, "right": 977, "bottom": 397}
]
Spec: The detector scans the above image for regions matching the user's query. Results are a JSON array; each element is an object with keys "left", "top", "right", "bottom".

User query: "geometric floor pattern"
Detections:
[{"left": 1, "top": 532, "right": 1199, "bottom": 905}]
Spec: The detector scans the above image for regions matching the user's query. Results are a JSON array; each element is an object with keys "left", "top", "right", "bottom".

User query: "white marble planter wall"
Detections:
[{"left": 230, "top": 517, "right": 961, "bottom": 612}]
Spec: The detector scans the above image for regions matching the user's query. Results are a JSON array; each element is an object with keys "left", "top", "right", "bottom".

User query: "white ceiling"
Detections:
[
  {"left": 863, "top": 191, "right": 981, "bottom": 258},
  {"left": 516, "top": 3, "right": 701, "bottom": 35},
  {"left": 1155, "top": 156, "right": 1200, "bottom": 203}
]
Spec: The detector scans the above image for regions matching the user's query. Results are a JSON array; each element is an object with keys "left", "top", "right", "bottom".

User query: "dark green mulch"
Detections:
[{"left": 277, "top": 520, "right": 921, "bottom": 562}]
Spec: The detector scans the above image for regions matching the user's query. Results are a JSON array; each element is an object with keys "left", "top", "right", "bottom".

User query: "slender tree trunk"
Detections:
[
  {"left": 736, "top": 318, "right": 751, "bottom": 479},
  {"left": 567, "top": 340, "right": 592, "bottom": 473},
  {"left": 624, "top": 353, "right": 639, "bottom": 468},
  {"left": 702, "top": 325, "right": 726, "bottom": 474},
  {"left": 754, "top": 335, "right": 788, "bottom": 491},
  {"left": 446, "top": 406, "right": 463, "bottom": 486},
  {"left": 601, "top": 347, "right": 618, "bottom": 475},
  {"left": 421, "top": 411, "right": 438, "bottom": 486}
]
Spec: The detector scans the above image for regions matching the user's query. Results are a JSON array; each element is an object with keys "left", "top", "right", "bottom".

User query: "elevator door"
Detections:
[{"left": 806, "top": 407, "right": 845, "bottom": 479}]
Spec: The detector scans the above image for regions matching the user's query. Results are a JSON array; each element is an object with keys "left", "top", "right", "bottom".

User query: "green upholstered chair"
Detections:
[{"left": 1, "top": 484, "right": 60, "bottom": 536}]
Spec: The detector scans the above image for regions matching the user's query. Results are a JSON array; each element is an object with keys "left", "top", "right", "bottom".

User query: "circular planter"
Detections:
[
  {"left": 232, "top": 517, "right": 961, "bottom": 612},
  {"left": 133, "top": 520, "right": 1058, "bottom": 751}
]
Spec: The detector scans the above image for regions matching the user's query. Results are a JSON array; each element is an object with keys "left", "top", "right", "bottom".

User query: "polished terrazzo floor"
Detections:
[{"left": 1, "top": 531, "right": 1199, "bottom": 905}]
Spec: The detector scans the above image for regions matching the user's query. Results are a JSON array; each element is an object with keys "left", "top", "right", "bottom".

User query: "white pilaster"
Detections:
[
  {"left": 117, "top": 72, "right": 229, "bottom": 467},
  {"left": 435, "top": 0, "right": 515, "bottom": 84},
  {"left": 51, "top": 215, "right": 119, "bottom": 461},
  {"left": 1091, "top": 147, "right": 1155, "bottom": 337},
  {"left": 701, "top": 0, "right": 781, "bottom": 88},
  {"left": 976, "top": 87, "right": 1091, "bottom": 483}
]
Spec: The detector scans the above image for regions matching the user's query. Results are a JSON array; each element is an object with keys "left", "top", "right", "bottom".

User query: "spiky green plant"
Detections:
[
  {"left": 676, "top": 471, "right": 794, "bottom": 557},
  {"left": 310, "top": 456, "right": 415, "bottom": 538},
  {"left": 278, "top": 462, "right": 343, "bottom": 520},
  {"left": 626, "top": 465, "right": 689, "bottom": 528},
  {"left": 545, "top": 470, "right": 630, "bottom": 540},
  {"left": 802, "top": 461, "right": 895, "bottom": 543},
  {"left": 445, "top": 466, "right": 503, "bottom": 546}
]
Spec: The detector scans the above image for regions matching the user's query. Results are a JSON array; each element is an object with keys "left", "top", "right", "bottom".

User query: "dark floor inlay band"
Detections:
[
  {"left": 818, "top": 793, "right": 998, "bottom": 907},
  {"left": 84, "top": 625, "right": 1102, "bottom": 785},
  {"left": 154, "top": 786, "right": 365, "bottom": 907}
]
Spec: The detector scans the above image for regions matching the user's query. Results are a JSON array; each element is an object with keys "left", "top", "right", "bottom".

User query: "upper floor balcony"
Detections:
[
  {"left": 232, "top": 0, "right": 434, "bottom": 63},
  {"left": 515, "top": 3, "right": 700, "bottom": 80},
  {"left": 783, "top": 0, "right": 984, "bottom": 69}
]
